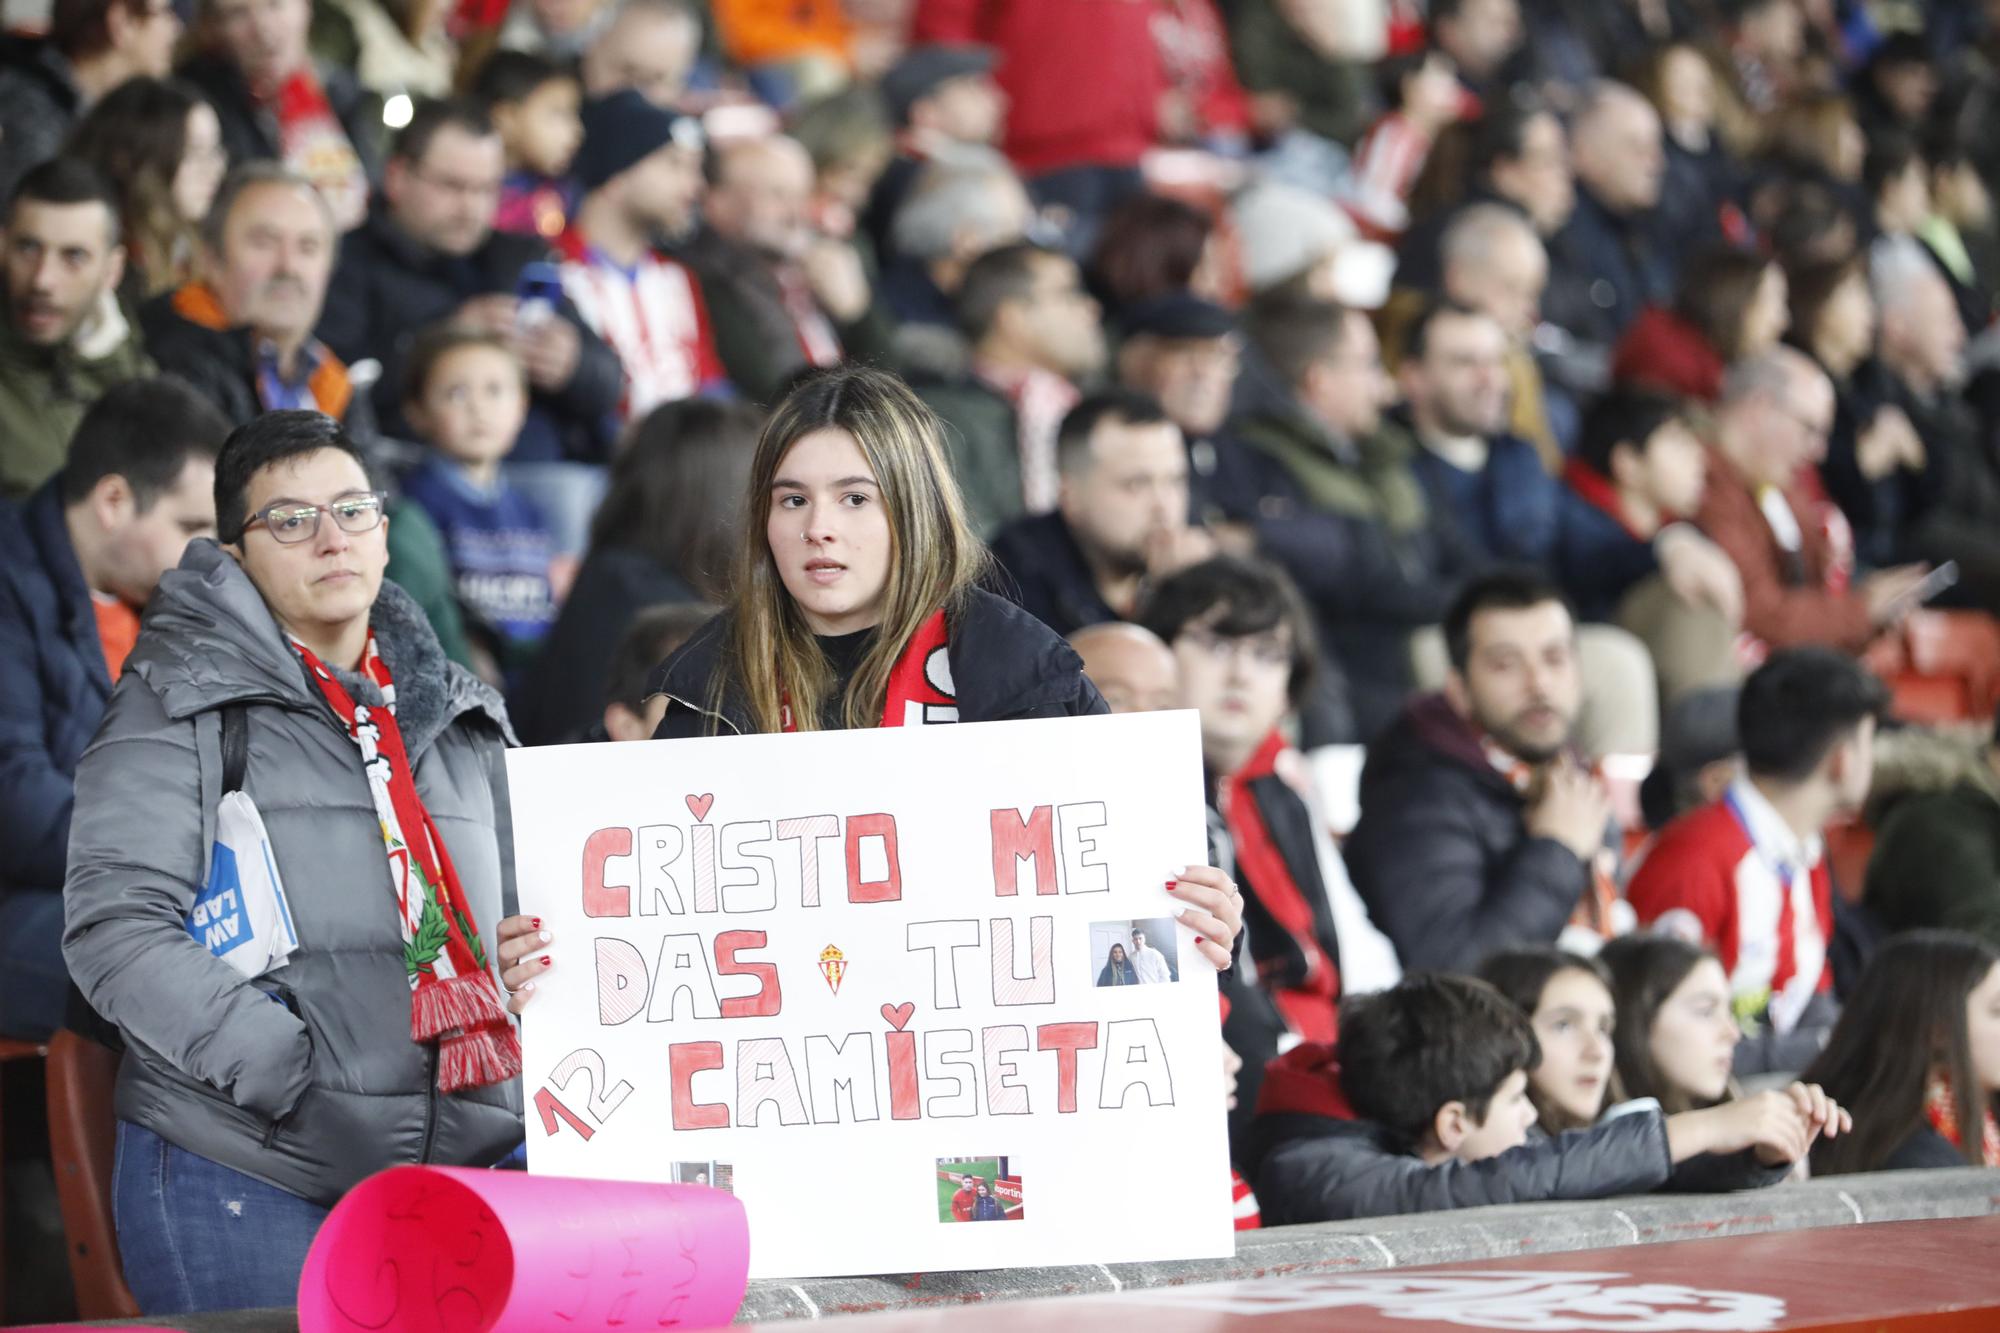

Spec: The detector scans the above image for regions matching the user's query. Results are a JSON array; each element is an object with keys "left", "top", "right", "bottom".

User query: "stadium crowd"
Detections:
[{"left": 3, "top": 0, "right": 2000, "bottom": 1315}]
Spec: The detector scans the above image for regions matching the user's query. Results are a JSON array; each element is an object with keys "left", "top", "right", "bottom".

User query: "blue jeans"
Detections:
[
  {"left": 0, "top": 887, "right": 70, "bottom": 1040},
  {"left": 113, "top": 1120, "right": 329, "bottom": 1314}
]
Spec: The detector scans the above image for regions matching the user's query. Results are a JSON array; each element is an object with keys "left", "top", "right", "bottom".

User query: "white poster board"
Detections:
[{"left": 507, "top": 710, "right": 1232, "bottom": 1280}]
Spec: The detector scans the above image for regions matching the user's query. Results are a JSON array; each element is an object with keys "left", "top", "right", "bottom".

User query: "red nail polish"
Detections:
[
  {"left": 531, "top": 917, "right": 542, "bottom": 928},
  {"left": 540, "top": 955, "right": 552, "bottom": 966},
  {"left": 1165, "top": 880, "right": 1178, "bottom": 891},
  {"left": 1195, "top": 937, "right": 1205, "bottom": 945}
]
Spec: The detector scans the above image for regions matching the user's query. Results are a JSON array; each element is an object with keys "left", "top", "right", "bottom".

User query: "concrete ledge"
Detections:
[{"left": 734, "top": 1168, "right": 2000, "bottom": 1321}]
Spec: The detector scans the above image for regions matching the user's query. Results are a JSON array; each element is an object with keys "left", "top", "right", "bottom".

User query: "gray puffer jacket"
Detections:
[{"left": 63, "top": 541, "right": 524, "bottom": 1205}]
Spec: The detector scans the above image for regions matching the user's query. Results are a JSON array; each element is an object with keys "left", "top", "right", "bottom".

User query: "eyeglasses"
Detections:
[
  {"left": 242, "top": 491, "right": 386, "bottom": 544},
  {"left": 1179, "top": 625, "right": 1291, "bottom": 669}
]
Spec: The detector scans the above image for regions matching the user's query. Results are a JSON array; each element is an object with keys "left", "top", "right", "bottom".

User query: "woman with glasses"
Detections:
[{"left": 64, "top": 411, "right": 543, "bottom": 1314}]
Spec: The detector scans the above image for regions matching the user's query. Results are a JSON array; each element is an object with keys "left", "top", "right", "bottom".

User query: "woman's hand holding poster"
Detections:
[{"left": 506, "top": 711, "right": 1233, "bottom": 1279}]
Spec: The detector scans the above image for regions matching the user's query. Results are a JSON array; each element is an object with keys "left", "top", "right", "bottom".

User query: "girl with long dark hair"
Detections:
[{"left": 1804, "top": 931, "right": 2000, "bottom": 1174}]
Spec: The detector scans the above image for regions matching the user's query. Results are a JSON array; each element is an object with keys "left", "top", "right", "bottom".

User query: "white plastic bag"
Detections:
[{"left": 187, "top": 790, "right": 299, "bottom": 978}]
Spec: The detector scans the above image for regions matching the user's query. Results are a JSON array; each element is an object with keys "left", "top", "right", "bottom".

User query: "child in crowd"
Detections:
[
  {"left": 597, "top": 602, "right": 718, "bottom": 742},
  {"left": 1805, "top": 931, "right": 2000, "bottom": 1175},
  {"left": 1601, "top": 933, "right": 1756, "bottom": 1112},
  {"left": 1249, "top": 972, "right": 1849, "bottom": 1224},
  {"left": 1340, "top": 50, "right": 1468, "bottom": 241},
  {"left": 1479, "top": 948, "right": 1621, "bottom": 1134},
  {"left": 1484, "top": 943, "right": 1814, "bottom": 1192},
  {"left": 400, "top": 326, "right": 561, "bottom": 683},
  {"left": 475, "top": 51, "right": 585, "bottom": 240}
]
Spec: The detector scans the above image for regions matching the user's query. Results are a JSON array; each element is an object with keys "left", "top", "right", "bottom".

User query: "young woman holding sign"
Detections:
[{"left": 630, "top": 364, "right": 1244, "bottom": 972}]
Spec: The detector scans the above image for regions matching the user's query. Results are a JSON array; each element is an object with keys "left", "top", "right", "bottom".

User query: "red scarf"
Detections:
[
  {"left": 295, "top": 636, "right": 521, "bottom": 1094},
  {"left": 1925, "top": 1069, "right": 2000, "bottom": 1166},
  {"left": 1222, "top": 730, "right": 1339, "bottom": 1043},
  {"left": 782, "top": 609, "right": 955, "bottom": 731}
]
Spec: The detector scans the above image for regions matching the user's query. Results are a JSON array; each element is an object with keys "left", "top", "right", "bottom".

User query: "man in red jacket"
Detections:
[{"left": 1627, "top": 647, "right": 1888, "bottom": 1076}]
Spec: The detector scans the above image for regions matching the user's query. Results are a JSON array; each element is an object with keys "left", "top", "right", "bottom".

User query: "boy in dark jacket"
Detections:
[{"left": 1252, "top": 973, "right": 1845, "bottom": 1224}]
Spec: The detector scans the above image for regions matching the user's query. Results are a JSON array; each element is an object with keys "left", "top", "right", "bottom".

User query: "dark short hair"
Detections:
[
  {"left": 1087, "top": 193, "right": 1213, "bottom": 313},
  {"left": 1736, "top": 646, "right": 1890, "bottom": 783},
  {"left": 1136, "top": 555, "right": 1319, "bottom": 708},
  {"left": 1243, "top": 293, "right": 1349, "bottom": 392},
  {"left": 1055, "top": 389, "right": 1170, "bottom": 474},
  {"left": 1403, "top": 297, "right": 1487, "bottom": 365},
  {"left": 470, "top": 49, "right": 574, "bottom": 108},
  {"left": 50, "top": 0, "right": 144, "bottom": 58},
  {"left": 590, "top": 397, "right": 764, "bottom": 600},
  {"left": 1338, "top": 973, "right": 1540, "bottom": 1152},
  {"left": 392, "top": 96, "right": 498, "bottom": 166},
  {"left": 213, "top": 411, "right": 375, "bottom": 544},
  {"left": 1443, "top": 569, "right": 1575, "bottom": 673},
  {"left": 400, "top": 322, "right": 523, "bottom": 406},
  {"left": 1577, "top": 388, "right": 1686, "bottom": 478},
  {"left": 954, "top": 241, "right": 1056, "bottom": 341},
  {"left": 605, "top": 602, "right": 718, "bottom": 710},
  {"left": 7, "top": 157, "right": 121, "bottom": 242},
  {"left": 1469, "top": 98, "right": 1553, "bottom": 180},
  {"left": 60, "top": 377, "right": 230, "bottom": 509}
]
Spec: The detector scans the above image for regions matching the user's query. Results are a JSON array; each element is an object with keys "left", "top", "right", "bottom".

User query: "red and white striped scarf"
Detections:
[{"left": 295, "top": 634, "right": 521, "bottom": 1093}]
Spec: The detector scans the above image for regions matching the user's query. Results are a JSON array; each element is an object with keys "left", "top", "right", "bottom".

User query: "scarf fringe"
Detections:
[
  {"left": 439, "top": 1024, "right": 525, "bottom": 1094},
  {"left": 411, "top": 971, "right": 513, "bottom": 1042}
]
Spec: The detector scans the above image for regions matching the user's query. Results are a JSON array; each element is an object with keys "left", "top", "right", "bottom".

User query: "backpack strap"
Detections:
[{"left": 220, "top": 703, "right": 249, "bottom": 795}]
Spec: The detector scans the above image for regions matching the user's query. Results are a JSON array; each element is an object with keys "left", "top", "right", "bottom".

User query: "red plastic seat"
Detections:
[{"left": 46, "top": 1031, "right": 138, "bottom": 1319}]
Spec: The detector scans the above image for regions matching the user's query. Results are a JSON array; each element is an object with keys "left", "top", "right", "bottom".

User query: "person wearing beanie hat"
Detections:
[
  {"left": 1231, "top": 181, "right": 1397, "bottom": 309},
  {"left": 1114, "top": 292, "right": 1248, "bottom": 519},
  {"left": 555, "top": 89, "right": 727, "bottom": 424}
]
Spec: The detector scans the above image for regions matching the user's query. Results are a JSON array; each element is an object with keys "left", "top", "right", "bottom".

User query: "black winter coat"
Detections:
[
  {"left": 511, "top": 548, "right": 700, "bottom": 745},
  {"left": 647, "top": 587, "right": 1106, "bottom": 736},
  {"left": 317, "top": 205, "right": 624, "bottom": 463},
  {"left": 1252, "top": 1106, "right": 1675, "bottom": 1225},
  {"left": 0, "top": 38, "right": 79, "bottom": 207},
  {"left": 987, "top": 511, "right": 1117, "bottom": 636},
  {"left": 1345, "top": 694, "right": 1592, "bottom": 971},
  {"left": 0, "top": 481, "right": 112, "bottom": 893}
]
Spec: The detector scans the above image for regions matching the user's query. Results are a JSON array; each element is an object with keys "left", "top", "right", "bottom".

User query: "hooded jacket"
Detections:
[
  {"left": 1249, "top": 1042, "right": 1676, "bottom": 1224},
  {"left": 646, "top": 586, "right": 1106, "bottom": 736},
  {"left": 0, "top": 480, "right": 112, "bottom": 893},
  {"left": 1344, "top": 693, "right": 1593, "bottom": 972},
  {"left": 63, "top": 542, "right": 524, "bottom": 1204},
  {"left": 1220, "top": 402, "right": 1473, "bottom": 741}
]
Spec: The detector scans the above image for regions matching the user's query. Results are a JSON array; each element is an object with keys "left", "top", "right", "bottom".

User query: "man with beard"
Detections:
[
  {"left": 0, "top": 158, "right": 153, "bottom": 500},
  {"left": 555, "top": 91, "right": 727, "bottom": 426},
  {"left": 684, "top": 134, "right": 892, "bottom": 404},
  {"left": 1345, "top": 571, "right": 1615, "bottom": 972},
  {"left": 989, "top": 391, "right": 1211, "bottom": 634},
  {"left": 141, "top": 164, "right": 356, "bottom": 428}
]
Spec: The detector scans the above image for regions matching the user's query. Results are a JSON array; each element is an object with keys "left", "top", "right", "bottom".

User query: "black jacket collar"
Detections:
[{"left": 649, "top": 586, "right": 1091, "bottom": 732}]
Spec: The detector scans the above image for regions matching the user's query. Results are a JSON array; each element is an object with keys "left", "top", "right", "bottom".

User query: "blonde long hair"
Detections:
[{"left": 718, "top": 366, "right": 986, "bottom": 733}]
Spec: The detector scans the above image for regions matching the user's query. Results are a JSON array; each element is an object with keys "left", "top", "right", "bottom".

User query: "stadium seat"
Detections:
[
  {"left": 1901, "top": 611, "right": 2000, "bottom": 717},
  {"left": 45, "top": 1031, "right": 136, "bottom": 1319},
  {"left": 0, "top": 1037, "right": 50, "bottom": 1321}
]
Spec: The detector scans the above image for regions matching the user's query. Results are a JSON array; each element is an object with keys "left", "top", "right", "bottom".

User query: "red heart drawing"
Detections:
[
  {"left": 881, "top": 1002, "right": 914, "bottom": 1031},
  {"left": 685, "top": 793, "right": 714, "bottom": 822}
]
